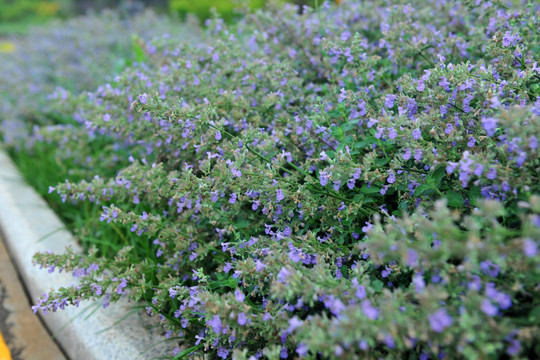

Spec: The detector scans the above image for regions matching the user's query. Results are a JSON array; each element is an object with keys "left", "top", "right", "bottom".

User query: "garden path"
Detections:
[{"left": 0, "top": 235, "right": 66, "bottom": 360}]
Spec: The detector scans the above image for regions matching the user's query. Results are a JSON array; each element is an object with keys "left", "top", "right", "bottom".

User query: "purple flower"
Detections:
[
  {"left": 385, "top": 94, "right": 396, "bottom": 108},
  {"left": 507, "top": 339, "right": 521, "bottom": 356},
  {"left": 207, "top": 315, "right": 222, "bottom": 334},
  {"left": 481, "top": 299, "right": 498, "bottom": 316},
  {"left": 217, "top": 347, "right": 229, "bottom": 359},
  {"left": 229, "top": 193, "right": 237, "bottom": 204},
  {"left": 523, "top": 238, "right": 538, "bottom": 257},
  {"left": 116, "top": 278, "right": 127, "bottom": 294},
  {"left": 412, "top": 129, "right": 421, "bottom": 140},
  {"left": 361, "top": 300, "right": 379, "bottom": 320},
  {"left": 429, "top": 308, "right": 453, "bottom": 333},
  {"left": 296, "top": 343, "right": 309, "bottom": 357},
  {"left": 215, "top": 131, "right": 222, "bottom": 141},
  {"left": 467, "top": 137, "right": 476, "bottom": 148},
  {"left": 355, "top": 285, "right": 366, "bottom": 299},
  {"left": 486, "top": 167, "right": 497, "bottom": 180},
  {"left": 319, "top": 171, "right": 329, "bottom": 187},
  {"left": 362, "top": 222, "right": 373, "bottom": 233},
  {"left": 387, "top": 171, "right": 396, "bottom": 184},
  {"left": 235, "top": 288, "right": 245, "bottom": 302},
  {"left": 388, "top": 127, "right": 397, "bottom": 139},
  {"left": 481, "top": 117, "right": 498, "bottom": 137},
  {"left": 288, "top": 316, "right": 303, "bottom": 333},
  {"left": 277, "top": 267, "right": 290, "bottom": 283},
  {"left": 103, "top": 113, "right": 111, "bottom": 122},
  {"left": 480, "top": 260, "right": 500, "bottom": 277},
  {"left": 237, "top": 312, "right": 247, "bottom": 325},
  {"left": 403, "top": 148, "right": 411, "bottom": 160},
  {"left": 276, "top": 189, "right": 285, "bottom": 203},
  {"left": 473, "top": 164, "right": 484, "bottom": 176},
  {"left": 412, "top": 274, "right": 425, "bottom": 293},
  {"left": 139, "top": 93, "right": 148, "bottom": 104}
]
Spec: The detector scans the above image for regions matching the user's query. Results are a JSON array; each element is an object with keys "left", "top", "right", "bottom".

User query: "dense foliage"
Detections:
[{"left": 2, "top": 0, "right": 540, "bottom": 359}]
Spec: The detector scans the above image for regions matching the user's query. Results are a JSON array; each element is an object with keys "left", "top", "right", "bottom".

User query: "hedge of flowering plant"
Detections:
[{"left": 25, "top": 0, "right": 540, "bottom": 358}]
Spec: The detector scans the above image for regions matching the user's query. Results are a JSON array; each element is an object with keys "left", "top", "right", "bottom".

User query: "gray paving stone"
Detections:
[{"left": 0, "top": 150, "right": 171, "bottom": 360}]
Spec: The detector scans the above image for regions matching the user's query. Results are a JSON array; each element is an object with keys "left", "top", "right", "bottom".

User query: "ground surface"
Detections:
[{"left": 0, "top": 235, "right": 66, "bottom": 360}]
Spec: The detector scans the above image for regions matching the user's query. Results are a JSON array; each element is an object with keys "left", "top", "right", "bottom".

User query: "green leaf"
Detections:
[
  {"left": 414, "top": 184, "right": 434, "bottom": 197},
  {"left": 370, "top": 279, "right": 384, "bottom": 292},
  {"left": 445, "top": 190, "right": 464, "bottom": 208},
  {"left": 431, "top": 165, "right": 446, "bottom": 187},
  {"left": 360, "top": 185, "right": 381, "bottom": 195},
  {"left": 174, "top": 344, "right": 205, "bottom": 359},
  {"left": 468, "top": 186, "right": 482, "bottom": 206}
]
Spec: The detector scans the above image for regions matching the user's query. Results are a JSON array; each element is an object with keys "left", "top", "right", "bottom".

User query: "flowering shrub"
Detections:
[{"left": 23, "top": 0, "right": 540, "bottom": 359}]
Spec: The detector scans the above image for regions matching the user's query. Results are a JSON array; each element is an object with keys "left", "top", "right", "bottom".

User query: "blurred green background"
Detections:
[{"left": 0, "top": 0, "right": 326, "bottom": 35}]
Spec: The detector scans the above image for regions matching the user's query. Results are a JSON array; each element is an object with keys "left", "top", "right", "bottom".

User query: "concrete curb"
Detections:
[{"left": 0, "top": 149, "right": 169, "bottom": 360}]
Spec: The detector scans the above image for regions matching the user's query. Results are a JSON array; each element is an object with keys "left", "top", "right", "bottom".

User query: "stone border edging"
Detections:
[{"left": 0, "top": 149, "right": 169, "bottom": 360}]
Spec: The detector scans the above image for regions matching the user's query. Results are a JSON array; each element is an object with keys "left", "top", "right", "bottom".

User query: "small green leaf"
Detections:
[
  {"left": 371, "top": 279, "right": 384, "bottom": 292},
  {"left": 445, "top": 190, "right": 464, "bottom": 208},
  {"left": 431, "top": 165, "right": 446, "bottom": 186},
  {"left": 360, "top": 185, "right": 381, "bottom": 195},
  {"left": 414, "top": 184, "right": 433, "bottom": 197}
]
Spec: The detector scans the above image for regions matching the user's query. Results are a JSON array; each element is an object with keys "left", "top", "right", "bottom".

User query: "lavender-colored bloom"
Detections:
[
  {"left": 235, "top": 288, "right": 245, "bottom": 302},
  {"left": 296, "top": 343, "right": 309, "bottom": 357},
  {"left": 473, "top": 164, "right": 484, "bottom": 176},
  {"left": 384, "top": 334, "right": 395, "bottom": 349},
  {"left": 277, "top": 267, "right": 290, "bottom": 283},
  {"left": 237, "top": 312, "right": 247, "bottom": 325},
  {"left": 523, "top": 238, "right": 538, "bottom": 257},
  {"left": 480, "top": 260, "right": 500, "bottom": 277},
  {"left": 207, "top": 315, "right": 222, "bottom": 334},
  {"left": 481, "top": 299, "right": 498, "bottom": 316},
  {"left": 486, "top": 167, "right": 497, "bottom": 180},
  {"left": 403, "top": 148, "right": 411, "bottom": 160},
  {"left": 467, "top": 137, "right": 476, "bottom": 148},
  {"left": 361, "top": 300, "right": 379, "bottom": 320},
  {"left": 412, "top": 273, "right": 425, "bottom": 292},
  {"left": 103, "top": 113, "right": 111, "bottom": 122},
  {"left": 507, "top": 339, "right": 521, "bottom": 356},
  {"left": 387, "top": 171, "right": 396, "bottom": 184},
  {"left": 388, "top": 127, "right": 397, "bottom": 139},
  {"left": 215, "top": 131, "right": 222, "bottom": 141},
  {"left": 385, "top": 94, "right": 396, "bottom": 108},
  {"left": 276, "top": 189, "right": 285, "bottom": 203},
  {"left": 217, "top": 347, "right": 230, "bottom": 359},
  {"left": 355, "top": 285, "right": 366, "bottom": 299},
  {"left": 481, "top": 117, "right": 498, "bottom": 137},
  {"left": 139, "top": 93, "right": 148, "bottom": 104},
  {"left": 414, "top": 149, "right": 423, "bottom": 161},
  {"left": 287, "top": 316, "right": 303, "bottom": 333},
  {"left": 429, "top": 308, "right": 453, "bottom": 333},
  {"left": 319, "top": 171, "right": 329, "bottom": 187},
  {"left": 412, "top": 129, "right": 421, "bottom": 140},
  {"left": 529, "top": 136, "right": 538, "bottom": 149},
  {"left": 229, "top": 193, "right": 237, "bottom": 204},
  {"left": 362, "top": 222, "right": 373, "bottom": 233}
]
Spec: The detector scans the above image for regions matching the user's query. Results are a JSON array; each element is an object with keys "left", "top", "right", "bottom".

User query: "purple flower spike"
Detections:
[{"left": 276, "top": 189, "right": 285, "bottom": 203}]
